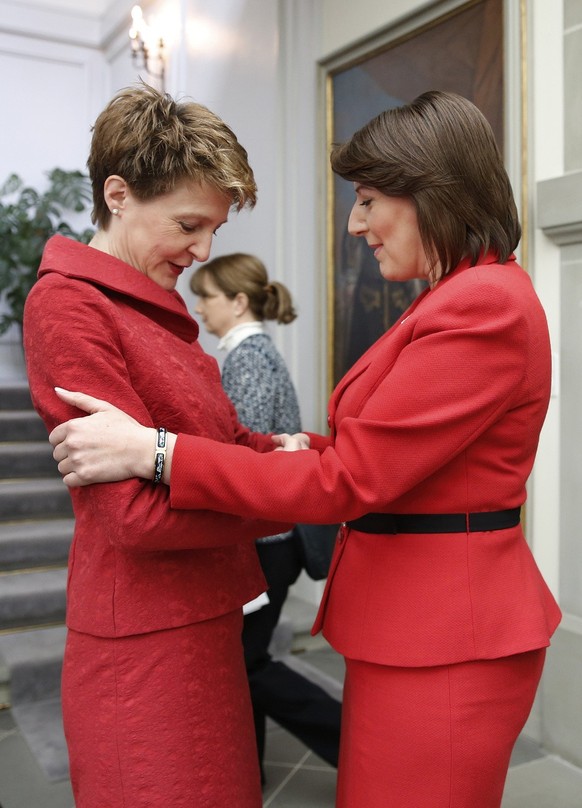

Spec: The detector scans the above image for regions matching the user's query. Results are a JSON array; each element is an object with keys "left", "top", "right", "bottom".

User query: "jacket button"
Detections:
[
  {"left": 338, "top": 522, "right": 347, "bottom": 543},
  {"left": 327, "top": 415, "right": 332, "bottom": 427}
]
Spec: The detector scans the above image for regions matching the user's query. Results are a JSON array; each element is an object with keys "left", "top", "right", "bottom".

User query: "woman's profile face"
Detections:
[
  {"left": 348, "top": 185, "right": 434, "bottom": 287},
  {"left": 109, "top": 180, "right": 231, "bottom": 291},
  {"left": 194, "top": 275, "right": 239, "bottom": 338}
]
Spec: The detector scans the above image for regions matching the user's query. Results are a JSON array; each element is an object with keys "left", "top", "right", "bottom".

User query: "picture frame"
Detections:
[{"left": 324, "top": 0, "right": 506, "bottom": 389}]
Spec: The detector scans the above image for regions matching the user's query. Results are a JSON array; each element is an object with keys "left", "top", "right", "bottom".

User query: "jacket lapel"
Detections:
[{"left": 328, "top": 287, "right": 431, "bottom": 436}]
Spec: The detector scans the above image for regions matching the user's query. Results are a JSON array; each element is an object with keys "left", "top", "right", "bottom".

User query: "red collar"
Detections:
[{"left": 38, "top": 235, "right": 199, "bottom": 343}]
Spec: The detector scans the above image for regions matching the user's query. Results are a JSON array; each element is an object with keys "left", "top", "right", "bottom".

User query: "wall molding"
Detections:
[
  {"left": 0, "top": 0, "right": 133, "bottom": 50},
  {"left": 537, "top": 170, "right": 582, "bottom": 245},
  {"left": 0, "top": 0, "right": 102, "bottom": 47},
  {"left": 560, "top": 612, "right": 582, "bottom": 637}
]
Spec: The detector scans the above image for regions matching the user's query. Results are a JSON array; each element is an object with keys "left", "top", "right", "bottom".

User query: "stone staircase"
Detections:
[{"left": 0, "top": 381, "right": 73, "bottom": 708}]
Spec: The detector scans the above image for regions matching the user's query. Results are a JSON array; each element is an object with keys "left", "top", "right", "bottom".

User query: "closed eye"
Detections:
[
  {"left": 179, "top": 220, "right": 225, "bottom": 236},
  {"left": 179, "top": 221, "right": 198, "bottom": 234}
]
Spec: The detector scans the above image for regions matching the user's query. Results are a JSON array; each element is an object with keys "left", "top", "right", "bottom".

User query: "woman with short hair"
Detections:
[{"left": 24, "top": 83, "right": 285, "bottom": 808}]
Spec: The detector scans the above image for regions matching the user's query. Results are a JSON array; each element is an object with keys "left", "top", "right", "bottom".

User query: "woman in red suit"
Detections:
[
  {"left": 49, "top": 91, "right": 561, "bottom": 807},
  {"left": 23, "top": 84, "right": 291, "bottom": 808}
]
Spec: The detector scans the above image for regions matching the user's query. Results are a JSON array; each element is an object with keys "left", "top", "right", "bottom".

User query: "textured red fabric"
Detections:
[
  {"left": 62, "top": 612, "right": 262, "bottom": 808},
  {"left": 337, "top": 650, "right": 545, "bottom": 807},
  {"left": 23, "top": 236, "right": 290, "bottom": 637},
  {"left": 169, "top": 256, "right": 561, "bottom": 665}
]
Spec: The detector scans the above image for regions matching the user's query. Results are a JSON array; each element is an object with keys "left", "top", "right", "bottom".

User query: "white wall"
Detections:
[
  {"left": 0, "top": 1, "right": 110, "bottom": 379},
  {"left": 169, "top": 0, "right": 281, "bottom": 364},
  {"left": 526, "top": 0, "right": 564, "bottom": 599},
  {"left": 0, "top": 1, "right": 111, "bottom": 185}
]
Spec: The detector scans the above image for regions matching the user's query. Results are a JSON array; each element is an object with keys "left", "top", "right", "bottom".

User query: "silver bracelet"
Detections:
[{"left": 153, "top": 427, "right": 167, "bottom": 484}]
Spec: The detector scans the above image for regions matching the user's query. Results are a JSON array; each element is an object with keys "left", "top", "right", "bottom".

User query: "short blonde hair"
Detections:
[{"left": 88, "top": 82, "right": 257, "bottom": 228}]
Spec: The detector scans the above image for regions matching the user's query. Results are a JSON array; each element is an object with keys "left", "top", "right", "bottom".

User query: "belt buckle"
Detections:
[{"left": 338, "top": 522, "right": 348, "bottom": 543}]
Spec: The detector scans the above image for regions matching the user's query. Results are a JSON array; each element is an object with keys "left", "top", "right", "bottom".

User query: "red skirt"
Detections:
[
  {"left": 337, "top": 648, "right": 545, "bottom": 808},
  {"left": 61, "top": 610, "right": 262, "bottom": 808}
]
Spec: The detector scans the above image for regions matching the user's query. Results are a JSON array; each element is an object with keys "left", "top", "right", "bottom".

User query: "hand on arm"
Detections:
[
  {"left": 50, "top": 388, "right": 177, "bottom": 486},
  {"left": 169, "top": 282, "right": 533, "bottom": 524},
  {"left": 49, "top": 389, "right": 312, "bottom": 483}
]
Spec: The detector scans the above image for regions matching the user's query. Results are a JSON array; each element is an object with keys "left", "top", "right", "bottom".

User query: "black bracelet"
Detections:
[{"left": 153, "top": 426, "right": 167, "bottom": 484}]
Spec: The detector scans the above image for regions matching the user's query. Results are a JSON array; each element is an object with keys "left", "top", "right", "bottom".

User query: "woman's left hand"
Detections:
[
  {"left": 49, "top": 388, "right": 156, "bottom": 486},
  {"left": 271, "top": 432, "right": 311, "bottom": 452}
]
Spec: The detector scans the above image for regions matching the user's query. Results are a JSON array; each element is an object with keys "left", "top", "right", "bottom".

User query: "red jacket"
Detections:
[
  {"left": 169, "top": 255, "right": 561, "bottom": 666},
  {"left": 23, "top": 235, "right": 289, "bottom": 638}
]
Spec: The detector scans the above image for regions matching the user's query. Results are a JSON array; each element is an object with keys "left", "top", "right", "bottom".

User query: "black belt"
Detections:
[{"left": 346, "top": 508, "right": 521, "bottom": 534}]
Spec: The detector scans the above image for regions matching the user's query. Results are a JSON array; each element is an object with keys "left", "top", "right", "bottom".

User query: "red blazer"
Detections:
[
  {"left": 169, "top": 255, "right": 561, "bottom": 666},
  {"left": 23, "top": 236, "right": 290, "bottom": 638}
]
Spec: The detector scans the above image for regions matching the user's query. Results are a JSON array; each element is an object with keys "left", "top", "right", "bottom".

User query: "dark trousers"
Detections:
[{"left": 242, "top": 536, "right": 342, "bottom": 773}]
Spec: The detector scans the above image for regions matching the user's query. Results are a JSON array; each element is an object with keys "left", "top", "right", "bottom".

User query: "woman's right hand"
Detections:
[{"left": 49, "top": 388, "right": 162, "bottom": 486}]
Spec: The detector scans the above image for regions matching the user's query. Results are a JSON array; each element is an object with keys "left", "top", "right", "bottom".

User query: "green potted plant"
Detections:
[{"left": 0, "top": 168, "right": 95, "bottom": 335}]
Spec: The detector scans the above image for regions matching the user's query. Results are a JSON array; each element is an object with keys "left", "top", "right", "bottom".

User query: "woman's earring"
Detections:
[{"left": 112, "top": 208, "right": 120, "bottom": 216}]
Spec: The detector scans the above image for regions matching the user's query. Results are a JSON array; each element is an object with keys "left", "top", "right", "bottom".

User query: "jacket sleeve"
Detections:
[
  {"left": 305, "top": 432, "right": 332, "bottom": 453},
  {"left": 169, "top": 277, "right": 542, "bottom": 523},
  {"left": 23, "top": 276, "right": 291, "bottom": 550}
]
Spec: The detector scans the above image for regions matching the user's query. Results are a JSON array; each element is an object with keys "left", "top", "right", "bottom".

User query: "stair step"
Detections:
[
  {"left": 0, "top": 410, "right": 48, "bottom": 442},
  {"left": 0, "top": 518, "right": 74, "bottom": 570},
  {"left": 0, "top": 568, "right": 67, "bottom": 631},
  {"left": 0, "top": 383, "right": 71, "bottom": 718},
  {"left": 0, "top": 441, "right": 56, "bottom": 478},
  {"left": 0, "top": 479, "right": 73, "bottom": 522},
  {"left": 0, "top": 625, "right": 66, "bottom": 705},
  {"left": 0, "top": 383, "right": 33, "bottom": 411}
]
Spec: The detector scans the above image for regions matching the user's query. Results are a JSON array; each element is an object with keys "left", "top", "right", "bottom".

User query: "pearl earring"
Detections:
[{"left": 112, "top": 208, "right": 120, "bottom": 215}]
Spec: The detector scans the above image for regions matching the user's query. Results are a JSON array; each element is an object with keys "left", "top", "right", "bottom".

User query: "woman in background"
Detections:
[
  {"left": 191, "top": 253, "right": 341, "bottom": 783},
  {"left": 23, "top": 83, "right": 289, "bottom": 808},
  {"left": 48, "top": 91, "right": 561, "bottom": 807}
]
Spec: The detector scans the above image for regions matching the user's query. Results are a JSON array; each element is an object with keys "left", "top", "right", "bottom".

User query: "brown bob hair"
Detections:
[
  {"left": 191, "top": 253, "right": 297, "bottom": 325},
  {"left": 330, "top": 90, "right": 521, "bottom": 280},
  {"left": 87, "top": 82, "right": 257, "bottom": 229}
]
